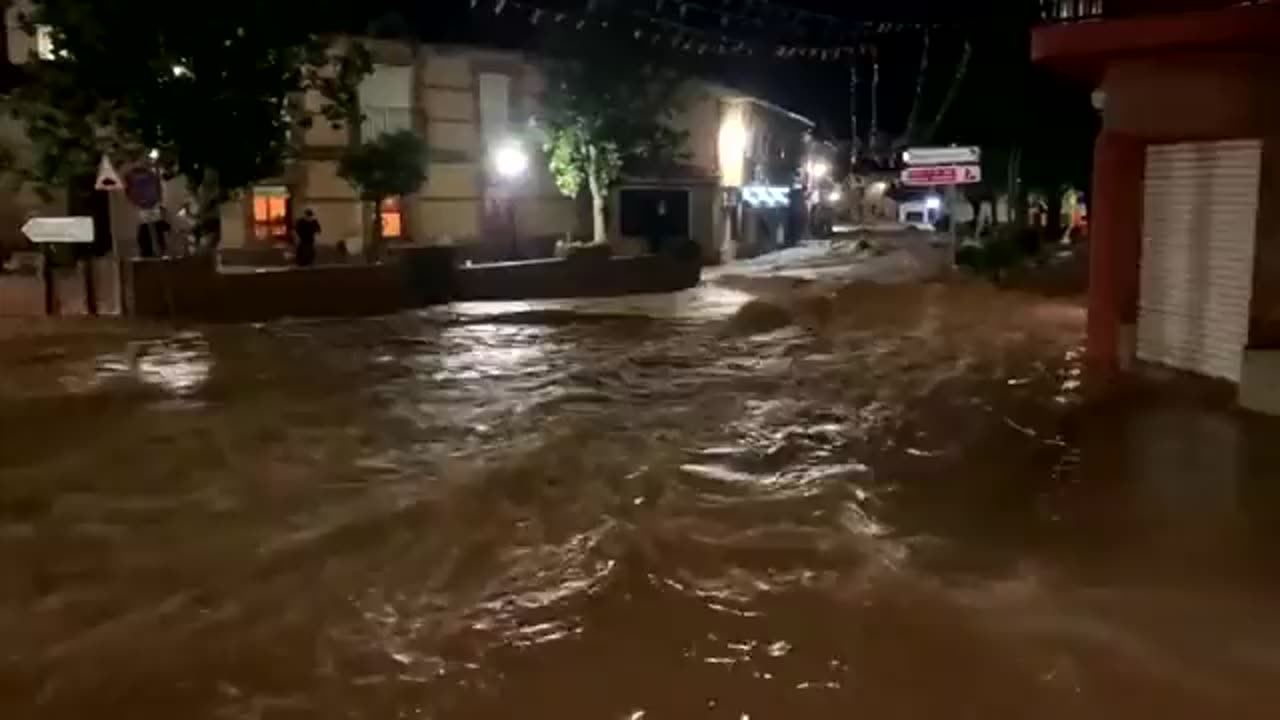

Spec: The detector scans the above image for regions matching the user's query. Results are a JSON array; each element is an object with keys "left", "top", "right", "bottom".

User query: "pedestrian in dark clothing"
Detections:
[{"left": 294, "top": 209, "right": 321, "bottom": 267}]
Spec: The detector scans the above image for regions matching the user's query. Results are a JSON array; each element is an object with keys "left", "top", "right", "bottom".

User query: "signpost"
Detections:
[
  {"left": 900, "top": 164, "right": 982, "bottom": 187},
  {"left": 903, "top": 146, "right": 981, "bottom": 166},
  {"left": 903, "top": 146, "right": 984, "bottom": 266},
  {"left": 22, "top": 216, "right": 95, "bottom": 316},
  {"left": 21, "top": 216, "right": 94, "bottom": 244},
  {"left": 125, "top": 166, "right": 162, "bottom": 210},
  {"left": 95, "top": 155, "right": 123, "bottom": 192}
]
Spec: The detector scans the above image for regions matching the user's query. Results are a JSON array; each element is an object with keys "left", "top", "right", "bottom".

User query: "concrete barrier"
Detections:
[
  {"left": 456, "top": 252, "right": 701, "bottom": 301},
  {"left": 128, "top": 246, "right": 702, "bottom": 322},
  {"left": 130, "top": 255, "right": 411, "bottom": 322}
]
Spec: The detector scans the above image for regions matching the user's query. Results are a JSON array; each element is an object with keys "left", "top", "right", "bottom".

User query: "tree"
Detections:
[
  {"left": 3, "top": 1, "right": 369, "bottom": 228},
  {"left": 540, "top": 39, "right": 688, "bottom": 244},
  {"left": 899, "top": 29, "right": 931, "bottom": 148},
  {"left": 938, "top": 3, "right": 1098, "bottom": 235},
  {"left": 920, "top": 40, "right": 973, "bottom": 145},
  {"left": 338, "top": 129, "right": 427, "bottom": 253}
]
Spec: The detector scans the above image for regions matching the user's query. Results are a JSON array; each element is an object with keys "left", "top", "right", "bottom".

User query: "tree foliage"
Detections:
[
  {"left": 338, "top": 129, "right": 427, "bottom": 203},
  {"left": 539, "top": 36, "right": 688, "bottom": 243},
  {"left": 4, "top": 0, "right": 370, "bottom": 212},
  {"left": 338, "top": 129, "right": 427, "bottom": 247}
]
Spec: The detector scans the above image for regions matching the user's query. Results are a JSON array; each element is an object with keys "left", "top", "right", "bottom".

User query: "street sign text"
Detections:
[
  {"left": 901, "top": 164, "right": 982, "bottom": 187},
  {"left": 904, "top": 146, "right": 981, "bottom": 166}
]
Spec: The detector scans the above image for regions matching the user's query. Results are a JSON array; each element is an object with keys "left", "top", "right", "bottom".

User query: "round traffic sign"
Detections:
[{"left": 124, "top": 167, "right": 162, "bottom": 209}]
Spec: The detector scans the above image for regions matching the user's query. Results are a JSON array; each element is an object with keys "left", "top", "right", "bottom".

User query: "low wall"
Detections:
[
  {"left": 455, "top": 235, "right": 561, "bottom": 264},
  {"left": 131, "top": 256, "right": 412, "bottom": 322},
  {"left": 456, "top": 253, "right": 702, "bottom": 301},
  {"left": 129, "top": 248, "right": 702, "bottom": 322}
]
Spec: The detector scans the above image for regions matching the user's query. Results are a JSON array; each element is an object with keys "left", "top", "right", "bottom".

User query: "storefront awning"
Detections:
[{"left": 741, "top": 185, "right": 791, "bottom": 209}]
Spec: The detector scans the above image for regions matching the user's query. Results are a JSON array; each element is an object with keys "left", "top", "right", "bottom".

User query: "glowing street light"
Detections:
[
  {"left": 827, "top": 189, "right": 843, "bottom": 204},
  {"left": 492, "top": 141, "right": 529, "bottom": 180},
  {"left": 718, "top": 110, "right": 749, "bottom": 186}
]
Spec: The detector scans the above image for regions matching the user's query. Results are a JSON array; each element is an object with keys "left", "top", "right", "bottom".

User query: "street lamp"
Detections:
[
  {"left": 492, "top": 141, "right": 529, "bottom": 181},
  {"left": 489, "top": 140, "right": 529, "bottom": 260},
  {"left": 808, "top": 159, "right": 831, "bottom": 180}
]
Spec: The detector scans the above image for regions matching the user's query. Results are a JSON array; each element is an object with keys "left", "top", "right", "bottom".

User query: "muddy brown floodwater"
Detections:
[{"left": 3, "top": 278, "right": 1280, "bottom": 720}]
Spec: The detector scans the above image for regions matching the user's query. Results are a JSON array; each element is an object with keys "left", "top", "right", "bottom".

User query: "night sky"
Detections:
[{"left": 348, "top": 1, "right": 1084, "bottom": 155}]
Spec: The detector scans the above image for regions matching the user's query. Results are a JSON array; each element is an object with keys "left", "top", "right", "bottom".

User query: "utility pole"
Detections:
[
  {"left": 869, "top": 45, "right": 880, "bottom": 159},
  {"left": 849, "top": 59, "right": 859, "bottom": 168}
]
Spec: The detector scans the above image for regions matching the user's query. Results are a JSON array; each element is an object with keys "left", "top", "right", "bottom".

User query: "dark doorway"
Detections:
[{"left": 620, "top": 188, "right": 690, "bottom": 254}]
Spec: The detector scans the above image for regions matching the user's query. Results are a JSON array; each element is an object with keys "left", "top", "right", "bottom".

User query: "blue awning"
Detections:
[{"left": 741, "top": 185, "right": 790, "bottom": 209}]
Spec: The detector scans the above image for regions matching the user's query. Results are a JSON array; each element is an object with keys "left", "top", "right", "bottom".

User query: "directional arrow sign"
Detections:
[
  {"left": 903, "top": 146, "right": 981, "bottom": 166},
  {"left": 901, "top": 164, "right": 982, "bottom": 187},
  {"left": 22, "top": 216, "right": 94, "bottom": 244}
]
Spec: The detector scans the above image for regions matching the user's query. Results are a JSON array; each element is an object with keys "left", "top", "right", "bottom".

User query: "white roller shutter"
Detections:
[{"left": 1137, "top": 140, "right": 1262, "bottom": 382}]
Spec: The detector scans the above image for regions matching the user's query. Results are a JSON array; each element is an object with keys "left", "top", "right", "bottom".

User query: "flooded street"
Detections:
[{"left": 4, "top": 242, "right": 1280, "bottom": 718}]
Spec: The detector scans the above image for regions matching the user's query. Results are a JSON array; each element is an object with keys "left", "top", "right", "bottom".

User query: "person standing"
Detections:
[{"left": 294, "top": 209, "right": 321, "bottom": 267}]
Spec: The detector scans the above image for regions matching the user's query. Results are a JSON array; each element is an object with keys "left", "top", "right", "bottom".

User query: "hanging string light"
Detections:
[{"left": 462, "top": 0, "right": 947, "bottom": 62}]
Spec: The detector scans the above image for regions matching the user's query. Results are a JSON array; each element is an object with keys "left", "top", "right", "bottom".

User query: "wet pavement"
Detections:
[{"left": 3, "top": 238, "right": 1280, "bottom": 719}]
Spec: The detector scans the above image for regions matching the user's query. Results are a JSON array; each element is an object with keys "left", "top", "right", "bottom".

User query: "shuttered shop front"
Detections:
[{"left": 1137, "top": 140, "right": 1262, "bottom": 382}]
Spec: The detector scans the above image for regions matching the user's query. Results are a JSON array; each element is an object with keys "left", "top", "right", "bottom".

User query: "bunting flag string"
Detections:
[{"left": 463, "top": 0, "right": 937, "bottom": 62}]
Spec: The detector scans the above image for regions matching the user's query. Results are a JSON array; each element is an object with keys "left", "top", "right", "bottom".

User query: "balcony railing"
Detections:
[{"left": 1041, "top": 0, "right": 1272, "bottom": 22}]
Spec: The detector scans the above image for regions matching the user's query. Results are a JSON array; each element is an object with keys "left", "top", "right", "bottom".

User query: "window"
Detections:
[
  {"left": 478, "top": 72, "right": 511, "bottom": 140},
  {"left": 358, "top": 65, "right": 412, "bottom": 141},
  {"left": 361, "top": 107, "right": 413, "bottom": 140},
  {"left": 380, "top": 197, "right": 403, "bottom": 239},
  {"left": 252, "top": 187, "right": 290, "bottom": 242}
]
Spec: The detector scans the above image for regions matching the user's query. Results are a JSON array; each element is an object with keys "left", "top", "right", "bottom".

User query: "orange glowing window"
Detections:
[
  {"left": 252, "top": 188, "right": 290, "bottom": 242},
  {"left": 381, "top": 196, "right": 403, "bottom": 239}
]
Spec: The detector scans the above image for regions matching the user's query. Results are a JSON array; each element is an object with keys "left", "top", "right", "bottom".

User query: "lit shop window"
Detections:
[
  {"left": 252, "top": 187, "right": 290, "bottom": 242},
  {"left": 381, "top": 196, "right": 402, "bottom": 239}
]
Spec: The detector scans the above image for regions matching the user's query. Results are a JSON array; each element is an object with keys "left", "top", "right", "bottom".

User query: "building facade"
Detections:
[
  {"left": 612, "top": 85, "right": 822, "bottom": 262},
  {"left": 0, "top": 10, "right": 823, "bottom": 271},
  {"left": 219, "top": 40, "right": 578, "bottom": 262},
  {"left": 1035, "top": 0, "right": 1280, "bottom": 413}
]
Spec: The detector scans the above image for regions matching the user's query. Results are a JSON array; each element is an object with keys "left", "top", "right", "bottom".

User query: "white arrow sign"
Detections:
[
  {"left": 904, "top": 146, "right": 981, "bottom": 166},
  {"left": 22, "top": 216, "right": 94, "bottom": 244}
]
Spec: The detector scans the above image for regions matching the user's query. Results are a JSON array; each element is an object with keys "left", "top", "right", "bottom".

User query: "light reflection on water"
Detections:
[{"left": 2, "top": 282, "right": 1280, "bottom": 719}]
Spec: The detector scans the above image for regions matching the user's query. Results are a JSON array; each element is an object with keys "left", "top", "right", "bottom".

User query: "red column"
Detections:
[{"left": 1087, "top": 132, "right": 1145, "bottom": 378}]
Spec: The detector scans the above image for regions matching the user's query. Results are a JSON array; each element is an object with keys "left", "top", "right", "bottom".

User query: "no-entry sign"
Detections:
[{"left": 901, "top": 164, "right": 982, "bottom": 187}]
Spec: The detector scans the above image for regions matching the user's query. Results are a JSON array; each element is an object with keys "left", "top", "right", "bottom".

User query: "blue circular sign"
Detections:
[{"left": 124, "top": 167, "right": 162, "bottom": 210}]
